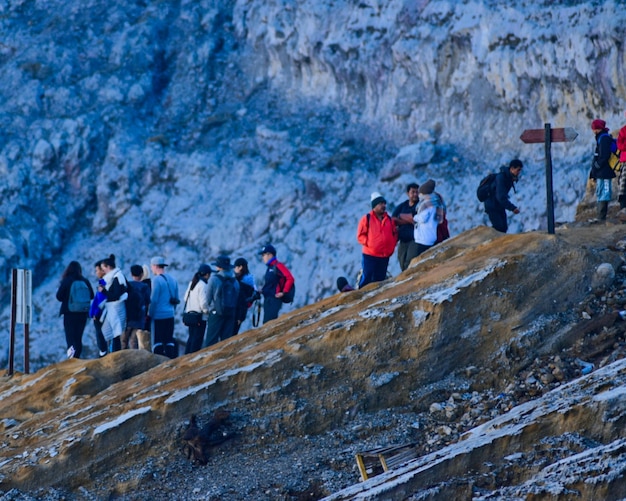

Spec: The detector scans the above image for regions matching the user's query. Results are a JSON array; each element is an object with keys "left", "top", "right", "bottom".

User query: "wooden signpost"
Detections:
[{"left": 520, "top": 124, "right": 578, "bottom": 234}]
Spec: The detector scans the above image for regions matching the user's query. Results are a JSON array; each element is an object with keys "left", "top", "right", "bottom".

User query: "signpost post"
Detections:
[
  {"left": 520, "top": 124, "right": 578, "bottom": 235},
  {"left": 8, "top": 269, "right": 32, "bottom": 375}
]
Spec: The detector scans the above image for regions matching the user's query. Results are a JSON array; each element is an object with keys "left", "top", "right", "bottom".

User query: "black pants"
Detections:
[
  {"left": 397, "top": 240, "right": 420, "bottom": 271},
  {"left": 63, "top": 312, "right": 88, "bottom": 358},
  {"left": 185, "top": 320, "right": 207, "bottom": 354},
  {"left": 153, "top": 317, "right": 177, "bottom": 358},
  {"left": 204, "top": 313, "right": 235, "bottom": 347},
  {"left": 263, "top": 295, "right": 283, "bottom": 324},
  {"left": 487, "top": 209, "right": 508, "bottom": 233},
  {"left": 93, "top": 318, "right": 108, "bottom": 354}
]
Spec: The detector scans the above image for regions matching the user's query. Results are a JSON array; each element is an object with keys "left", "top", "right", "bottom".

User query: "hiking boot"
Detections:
[{"left": 598, "top": 201, "right": 608, "bottom": 220}]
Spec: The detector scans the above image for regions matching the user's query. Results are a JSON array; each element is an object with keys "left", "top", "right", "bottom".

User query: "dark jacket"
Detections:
[
  {"left": 591, "top": 131, "right": 617, "bottom": 180},
  {"left": 485, "top": 166, "right": 518, "bottom": 213},
  {"left": 392, "top": 200, "right": 419, "bottom": 242},
  {"left": 56, "top": 276, "right": 94, "bottom": 315}
]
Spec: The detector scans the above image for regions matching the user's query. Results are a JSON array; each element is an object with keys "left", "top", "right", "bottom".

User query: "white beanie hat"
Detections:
[{"left": 370, "top": 191, "right": 386, "bottom": 208}]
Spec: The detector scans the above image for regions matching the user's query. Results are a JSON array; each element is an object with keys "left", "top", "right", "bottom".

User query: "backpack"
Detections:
[
  {"left": 125, "top": 281, "right": 145, "bottom": 322},
  {"left": 599, "top": 133, "right": 621, "bottom": 173},
  {"left": 275, "top": 265, "right": 295, "bottom": 304},
  {"left": 476, "top": 173, "right": 497, "bottom": 202},
  {"left": 68, "top": 280, "right": 91, "bottom": 312},
  {"left": 214, "top": 275, "right": 238, "bottom": 316}
]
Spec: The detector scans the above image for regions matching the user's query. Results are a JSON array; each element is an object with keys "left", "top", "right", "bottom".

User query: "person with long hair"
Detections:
[
  {"left": 183, "top": 264, "right": 211, "bottom": 354},
  {"left": 99, "top": 254, "right": 128, "bottom": 352},
  {"left": 56, "top": 261, "right": 94, "bottom": 358},
  {"left": 233, "top": 257, "right": 258, "bottom": 335}
]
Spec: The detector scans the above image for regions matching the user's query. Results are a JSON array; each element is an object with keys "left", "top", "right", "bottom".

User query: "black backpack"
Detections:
[
  {"left": 476, "top": 173, "right": 497, "bottom": 202},
  {"left": 215, "top": 275, "right": 238, "bottom": 316}
]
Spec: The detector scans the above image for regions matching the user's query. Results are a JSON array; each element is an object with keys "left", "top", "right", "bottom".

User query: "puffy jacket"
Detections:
[
  {"left": 357, "top": 211, "right": 398, "bottom": 258},
  {"left": 591, "top": 132, "right": 617, "bottom": 180},
  {"left": 484, "top": 166, "right": 518, "bottom": 213}
]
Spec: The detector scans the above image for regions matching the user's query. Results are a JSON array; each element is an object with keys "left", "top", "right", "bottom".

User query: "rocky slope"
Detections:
[
  {"left": 1, "top": 0, "right": 626, "bottom": 371},
  {"left": 2, "top": 221, "right": 626, "bottom": 500}
]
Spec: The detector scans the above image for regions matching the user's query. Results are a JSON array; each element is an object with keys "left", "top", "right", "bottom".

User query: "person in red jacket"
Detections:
[
  {"left": 616, "top": 112, "right": 626, "bottom": 209},
  {"left": 258, "top": 245, "right": 295, "bottom": 324},
  {"left": 357, "top": 192, "right": 398, "bottom": 288}
]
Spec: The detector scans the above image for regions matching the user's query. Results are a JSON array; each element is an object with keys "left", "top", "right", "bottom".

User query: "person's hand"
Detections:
[
  {"left": 513, "top": 208, "right": 520, "bottom": 215},
  {"left": 275, "top": 292, "right": 284, "bottom": 299}
]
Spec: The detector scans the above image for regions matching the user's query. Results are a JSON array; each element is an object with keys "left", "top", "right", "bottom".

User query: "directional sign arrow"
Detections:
[{"left": 520, "top": 127, "right": 578, "bottom": 144}]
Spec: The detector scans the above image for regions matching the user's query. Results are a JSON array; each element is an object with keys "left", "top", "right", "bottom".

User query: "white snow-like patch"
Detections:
[
  {"left": 421, "top": 259, "right": 506, "bottom": 305},
  {"left": 165, "top": 351, "right": 284, "bottom": 404},
  {"left": 92, "top": 406, "right": 152, "bottom": 436},
  {"left": 592, "top": 385, "right": 626, "bottom": 402},
  {"left": 136, "top": 391, "right": 170, "bottom": 405},
  {"left": 412, "top": 309, "right": 429, "bottom": 327}
]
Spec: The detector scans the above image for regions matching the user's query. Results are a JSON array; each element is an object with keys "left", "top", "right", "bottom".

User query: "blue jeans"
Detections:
[{"left": 359, "top": 254, "right": 390, "bottom": 288}]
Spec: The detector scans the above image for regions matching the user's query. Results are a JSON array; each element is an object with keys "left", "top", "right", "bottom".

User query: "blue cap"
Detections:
[{"left": 258, "top": 244, "right": 276, "bottom": 256}]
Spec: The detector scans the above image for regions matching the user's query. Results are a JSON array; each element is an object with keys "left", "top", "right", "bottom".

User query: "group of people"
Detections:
[
  {"left": 56, "top": 246, "right": 295, "bottom": 360},
  {"left": 355, "top": 179, "right": 450, "bottom": 289},
  {"left": 57, "top": 117, "right": 626, "bottom": 360}
]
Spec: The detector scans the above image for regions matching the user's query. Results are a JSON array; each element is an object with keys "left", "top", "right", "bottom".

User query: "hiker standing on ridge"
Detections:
[
  {"left": 56, "top": 261, "right": 94, "bottom": 359},
  {"left": 590, "top": 119, "right": 616, "bottom": 220},
  {"left": 149, "top": 256, "right": 179, "bottom": 358},
  {"left": 484, "top": 159, "right": 523, "bottom": 233},
  {"left": 413, "top": 179, "right": 446, "bottom": 256},
  {"left": 259, "top": 245, "right": 295, "bottom": 324},
  {"left": 204, "top": 256, "right": 240, "bottom": 347},
  {"left": 391, "top": 182, "right": 420, "bottom": 271},
  {"left": 357, "top": 191, "right": 398, "bottom": 288}
]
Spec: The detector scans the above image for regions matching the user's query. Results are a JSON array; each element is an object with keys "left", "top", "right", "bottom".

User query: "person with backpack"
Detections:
[
  {"left": 56, "top": 261, "right": 94, "bottom": 359},
  {"left": 121, "top": 264, "right": 151, "bottom": 350},
  {"left": 258, "top": 245, "right": 295, "bottom": 324},
  {"left": 149, "top": 255, "right": 180, "bottom": 358},
  {"left": 413, "top": 179, "right": 446, "bottom": 256},
  {"left": 233, "top": 257, "right": 258, "bottom": 335},
  {"left": 203, "top": 256, "right": 240, "bottom": 347},
  {"left": 590, "top": 119, "right": 617, "bottom": 220},
  {"left": 356, "top": 192, "right": 398, "bottom": 288},
  {"left": 183, "top": 263, "right": 211, "bottom": 354},
  {"left": 99, "top": 254, "right": 129, "bottom": 353},
  {"left": 483, "top": 159, "right": 523, "bottom": 233}
]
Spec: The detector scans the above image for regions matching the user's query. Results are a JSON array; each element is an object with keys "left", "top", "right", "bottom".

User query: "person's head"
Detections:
[
  {"left": 406, "top": 183, "right": 419, "bottom": 204},
  {"left": 418, "top": 179, "right": 436, "bottom": 197},
  {"left": 509, "top": 159, "right": 523, "bottom": 180},
  {"left": 130, "top": 264, "right": 144, "bottom": 281},
  {"left": 258, "top": 244, "right": 276, "bottom": 264},
  {"left": 101, "top": 254, "right": 116, "bottom": 273},
  {"left": 234, "top": 257, "right": 249, "bottom": 277},
  {"left": 212, "top": 255, "right": 233, "bottom": 271},
  {"left": 62, "top": 261, "right": 83, "bottom": 279},
  {"left": 150, "top": 256, "right": 168, "bottom": 275},
  {"left": 370, "top": 192, "right": 387, "bottom": 215},
  {"left": 591, "top": 119, "right": 608, "bottom": 134},
  {"left": 94, "top": 259, "right": 104, "bottom": 278},
  {"left": 197, "top": 263, "right": 212, "bottom": 278}
]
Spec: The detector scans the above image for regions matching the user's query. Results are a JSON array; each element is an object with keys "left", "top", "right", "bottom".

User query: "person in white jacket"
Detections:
[
  {"left": 183, "top": 264, "right": 211, "bottom": 354},
  {"left": 413, "top": 179, "right": 446, "bottom": 257},
  {"left": 99, "top": 254, "right": 128, "bottom": 352}
]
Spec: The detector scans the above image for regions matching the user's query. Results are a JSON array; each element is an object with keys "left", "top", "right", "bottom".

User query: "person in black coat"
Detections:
[
  {"left": 484, "top": 159, "right": 523, "bottom": 233},
  {"left": 56, "top": 261, "right": 94, "bottom": 359},
  {"left": 233, "top": 257, "right": 258, "bottom": 335},
  {"left": 590, "top": 119, "right": 617, "bottom": 220}
]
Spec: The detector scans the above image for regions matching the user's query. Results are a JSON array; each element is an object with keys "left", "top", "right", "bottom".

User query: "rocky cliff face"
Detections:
[
  {"left": 1, "top": 223, "right": 626, "bottom": 500},
  {"left": 1, "top": 1, "right": 625, "bottom": 367}
]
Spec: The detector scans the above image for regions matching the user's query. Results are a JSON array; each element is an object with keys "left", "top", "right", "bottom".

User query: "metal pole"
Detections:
[
  {"left": 545, "top": 123, "right": 555, "bottom": 234},
  {"left": 9, "top": 269, "right": 17, "bottom": 376},
  {"left": 24, "top": 323, "right": 30, "bottom": 374}
]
